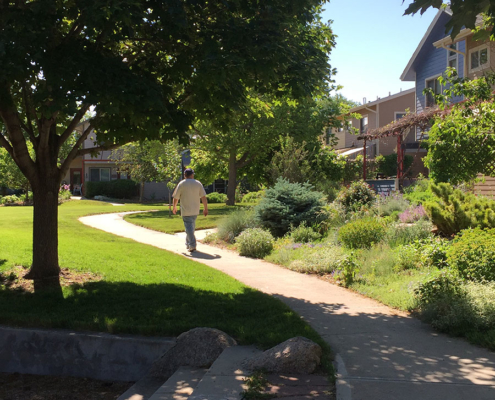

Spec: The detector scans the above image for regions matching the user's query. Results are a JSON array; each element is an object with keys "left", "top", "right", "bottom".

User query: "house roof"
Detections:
[
  {"left": 433, "top": 15, "right": 483, "bottom": 48},
  {"left": 401, "top": 8, "right": 453, "bottom": 82},
  {"left": 349, "top": 88, "right": 415, "bottom": 113}
]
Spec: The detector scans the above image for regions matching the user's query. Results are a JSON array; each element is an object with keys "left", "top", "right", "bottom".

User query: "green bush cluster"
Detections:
[
  {"left": 386, "top": 220, "right": 432, "bottom": 247},
  {"left": 254, "top": 178, "right": 325, "bottom": 237},
  {"left": 415, "top": 273, "right": 495, "bottom": 339},
  {"left": 84, "top": 179, "right": 138, "bottom": 199},
  {"left": 375, "top": 153, "right": 413, "bottom": 178},
  {"left": 289, "top": 222, "right": 322, "bottom": 243},
  {"left": 0, "top": 194, "right": 21, "bottom": 205},
  {"left": 447, "top": 228, "right": 495, "bottom": 282},
  {"left": 403, "top": 177, "right": 435, "bottom": 205},
  {"left": 336, "top": 181, "right": 376, "bottom": 213},
  {"left": 424, "top": 182, "right": 495, "bottom": 236},
  {"left": 206, "top": 192, "right": 227, "bottom": 203},
  {"left": 241, "top": 190, "right": 265, "bottom": 204},
  {"left": 394, "top": 237, "right": 450, "bottom": 272},
  {"left": 217, "top": 209, "right": 256, "bottom": 243},
  {"left": 377, "top": 193, "right": 409, "bottom": 217},
  {"left": 59, "top": 189, "right": 72, "bottom": 201},
  {"left": 236, "top": 228, "right": 274, "bottom": 258},
  {"left": 338, "top": 218, "right": 386, "bottom": 249}
]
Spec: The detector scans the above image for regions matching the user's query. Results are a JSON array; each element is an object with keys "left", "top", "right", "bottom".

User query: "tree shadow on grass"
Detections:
[
  {"left": 0, "top": 280, "right": 321, "bottom": 350},
  {"left": 0, "top": 259, "right": 6, "bottom": 267}
]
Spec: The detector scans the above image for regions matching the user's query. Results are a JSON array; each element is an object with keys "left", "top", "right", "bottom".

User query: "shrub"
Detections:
[
  {"left": 447, "top": 228, "right": 495, "bottom": 282},
  {"left": 377, "top": 193, "right": 409, "bottom": 217},
  {"left": 84, "top": 179, "right": 138, "bottom": 199},
  {"left": 336, "top": 181, "right": 376, "bottom": 214},
  {"left": 254, "top": 178, "right": 326, "bottom": 237},
  {"left": 206, "top": 192, "right": 228, "bottom": 204},
  {"left": 399, "top": 205, "right": 427, "bottom": 223},
  {"left": 217, "top": 209, "right": 256, "bottom": 243},
  {"left": 394, "top": 244, "right": 420, "bottom": 272},
  {"left": 338, "top": 218, "right": 386, "bottom": 249},
  {"left": 376, "top": 153, "right": 413, "bottom": 177},
  {"left": 0, "top": 195, "right": 21, "bottom": 205},
  {"left": 386, "top": 219, "right": 432, "bottom": 247},
  {"left": 285, "top": 246, "right": 349, "bottom": 275},
  {"left": 289, "top": 222, "right": 322, "bottom": 243},
  {"left": 59, "top": 189, "right": 72, "bottom": 201},
  {"left": 424, "top": 182, "right": 495, "bottom": 236},
  {"left": 241, "top": 190, "right": 265, "bottom": 204},
  {"left": 393, "top": 237, "right": 450, "bottom": 272},
  {"left": 415, "top": 273, "right": 495, "bottom": 336},
  {"left": 236, "top": 228, "right": 274, "bottom": 258},
  {"left": 403, "top": 177, "right": 435, "bottom": 205}
]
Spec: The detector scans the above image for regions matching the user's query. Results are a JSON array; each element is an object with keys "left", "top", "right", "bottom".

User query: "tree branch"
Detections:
[
  {"left": 58, "top": 104, "right": 91, "bottom": 150},
  {"left": 59, "top": 123, "right": 93, "bottom": 178},
  {"left": 0, "top": 130, "right": 13, "bottom": 156},
  {"left": 21, "top": 84, "right": 37, "bottom": 144}
]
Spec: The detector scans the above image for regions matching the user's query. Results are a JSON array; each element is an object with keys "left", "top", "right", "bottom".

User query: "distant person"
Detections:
[{"left": 172, "top": 168, "right": 208, "bottom": 252}]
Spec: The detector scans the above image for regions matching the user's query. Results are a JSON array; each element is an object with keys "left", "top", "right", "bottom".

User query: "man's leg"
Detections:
[{"left": 182, "top": 215, "right": 198, "bottom": 251}]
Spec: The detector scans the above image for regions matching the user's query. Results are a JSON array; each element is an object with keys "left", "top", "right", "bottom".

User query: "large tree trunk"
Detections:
[
  {"left": 24, "top": 176, "right": 61, "bottom": 292},
  {"left": 226, "top": 150, "right": 237, "bottom": 206}
]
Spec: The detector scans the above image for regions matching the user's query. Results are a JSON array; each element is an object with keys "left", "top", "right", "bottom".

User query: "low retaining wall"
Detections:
[{"left": 0, "top": 325, "right": 175, "bottom": 382}]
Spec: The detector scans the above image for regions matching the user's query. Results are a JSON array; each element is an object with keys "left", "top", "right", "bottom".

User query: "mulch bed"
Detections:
[
  {"left": 0, "top": 373, "right": 132, "bottom": 400},
  {"left": 0, "top": 266, "right": 102, "bottom": 293}
]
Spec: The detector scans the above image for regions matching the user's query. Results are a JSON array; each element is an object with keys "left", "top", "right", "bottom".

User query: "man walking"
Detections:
[{"left": 172, "top": 168, "right": 208, "bottom": 252}]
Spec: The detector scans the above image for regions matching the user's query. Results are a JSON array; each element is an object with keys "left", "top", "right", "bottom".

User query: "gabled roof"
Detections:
[
  {"left": 349, "top": 88, "right": 415, "bottom": 113},
  {"left": 401, "top": 8, "right": 453, "bottom": 82}
]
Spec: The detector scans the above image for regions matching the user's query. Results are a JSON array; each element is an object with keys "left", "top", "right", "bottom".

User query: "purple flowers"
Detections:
[{"left": 399, "top": 205, "right": 426, "bottom": 223}]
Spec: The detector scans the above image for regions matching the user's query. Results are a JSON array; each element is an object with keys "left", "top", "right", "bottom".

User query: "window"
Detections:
[
  {"left": 360, "top": 116, "right": 368, "bottom": 133},
  {"left": 425, "top": 76, "right": 441, "bottom": 108},
  {"left": 448, "top": 43, "right": 458, "bottom": 70},
  {"left": 90, "top": 168, "right": 111, "bottom": 182},
  {"left": 470, "top": 45, "right": 489, "bottom": 72},
  {"left": 395, "top": 112, "right": 407, "bottom": 121}
]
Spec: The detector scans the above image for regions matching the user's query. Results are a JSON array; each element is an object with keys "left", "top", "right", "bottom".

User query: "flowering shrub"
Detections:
[
  {"left": 236, "top": 228, "right": 274, "bottom": 258},
  {"left": 399, "top": 205, "right": 427, "bottom": 223},
  {"left": 377, "top": 192, "right": 409, "bottom": 217}
]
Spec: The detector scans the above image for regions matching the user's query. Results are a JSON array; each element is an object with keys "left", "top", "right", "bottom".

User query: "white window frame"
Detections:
[
  {"left": 469, "top": 43, "right": 490, "bottom": 73},
  {"left": 394, "top": 112, "right": 407, "bottom": 121},
  {"left": 424, "top": 74, "right": 442, "bottom": 109},
  {"left": 447, "top": 43, "right": 458, "bottom": 70}
]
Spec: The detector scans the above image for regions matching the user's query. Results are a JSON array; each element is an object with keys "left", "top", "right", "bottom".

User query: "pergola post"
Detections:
[
  {"left": 397, "top": 133, "right": 404, "bottom": 181},
  {"left": 363, "top": 137, "right": 367, "bottom": 181}
]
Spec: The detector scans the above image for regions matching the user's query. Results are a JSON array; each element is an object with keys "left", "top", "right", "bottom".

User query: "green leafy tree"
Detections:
[
  {"left": 424, "top": 71, "right": 495, "bottom": 184},
  {"left": 0, "top": 0, "right": 334, "bottom": 290},
  {"left": 0, "top": 147, "right": 29, "bottom": 197},
  {"left": 404, "top": 1, "right": 495, "bottom": 39},
  {"left": 111, "top": 139, "right": 182, "bottom": 206},
  {"left": 191, "top": 94, "right": 346, "bottom": 205}
]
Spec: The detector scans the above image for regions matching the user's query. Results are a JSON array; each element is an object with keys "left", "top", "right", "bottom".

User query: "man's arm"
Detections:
[
  {"left": 172, "top": 198, "right": 179, "bottom": 215},
  {"left": 201, "top": 196, "right": 208, "bottom": 217}
]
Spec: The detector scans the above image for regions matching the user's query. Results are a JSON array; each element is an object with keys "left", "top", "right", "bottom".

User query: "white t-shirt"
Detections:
[{"left": 172, "top": 179, "right": 207, "bottom": 216}]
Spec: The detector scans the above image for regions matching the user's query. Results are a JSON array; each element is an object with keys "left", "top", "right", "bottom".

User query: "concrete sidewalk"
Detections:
[{"left": 79, "top": 212, "right": 495, "bottom": 400}]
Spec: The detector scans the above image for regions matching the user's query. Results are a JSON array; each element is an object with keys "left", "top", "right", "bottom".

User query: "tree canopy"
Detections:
[
  {"left": 0, "top": 0, "right": 335, "bottom": 289},
  {"left": 425, "top": 71, "right": 495, "bottom": 184}
]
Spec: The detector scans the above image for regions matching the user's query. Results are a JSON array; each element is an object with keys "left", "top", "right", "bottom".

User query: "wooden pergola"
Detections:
[{"left": 357, "top": 108, "right": 447, "bottom": 182}]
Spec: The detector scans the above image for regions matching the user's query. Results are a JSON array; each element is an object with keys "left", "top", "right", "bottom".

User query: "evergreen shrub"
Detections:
[
  {"left": 254, "top": 178, "right": 326, "bottom": 237},
  {"left": 424, "top": 182, "right": 495, "bottom": 236},
  {"left": 338, "top": 218, "right": 386, "bottom": 249},
  {"left": 236, "top": 228, "right": 274, "bottom": 258},
  {"left": 448, "top": 228, "right": 495, "bottom": 282}
]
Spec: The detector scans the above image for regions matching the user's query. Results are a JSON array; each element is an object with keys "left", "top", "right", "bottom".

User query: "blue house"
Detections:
[{"left": 401, "top": 7, "right": 466, "bottom": 139}]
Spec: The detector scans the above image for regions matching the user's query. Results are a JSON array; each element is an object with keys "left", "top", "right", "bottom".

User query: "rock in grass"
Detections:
[
  {"left": 150, "top": 328, "right": 237, "bottom": 378},
  {"left": 244, "top": 337, "right": 322, "bottom": 374}
]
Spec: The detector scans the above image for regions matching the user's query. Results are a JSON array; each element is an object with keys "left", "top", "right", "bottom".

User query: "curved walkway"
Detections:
[{"left": 79, "top": 212, "right": 495, "bottom": 400}]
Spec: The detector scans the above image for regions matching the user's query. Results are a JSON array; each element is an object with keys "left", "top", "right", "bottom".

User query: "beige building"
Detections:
[{"left": 333, "top": 88, "right": 420, "bottom": 158}]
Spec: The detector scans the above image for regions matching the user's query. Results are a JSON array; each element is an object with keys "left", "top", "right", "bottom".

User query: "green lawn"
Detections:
[
  {"left": 0, "top": 200, "right": 326, "bottom": 351},
  {"left": 123, "top": 203, "right": 244, "bottom": 233}
]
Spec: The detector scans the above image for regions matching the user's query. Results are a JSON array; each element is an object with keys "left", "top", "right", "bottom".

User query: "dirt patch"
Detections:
[
  {"left": 0, "top": 266, "right": 102, "bottom": 293},
  {"left": 0, "top": 373, "right": 132, "bottom": 400}
]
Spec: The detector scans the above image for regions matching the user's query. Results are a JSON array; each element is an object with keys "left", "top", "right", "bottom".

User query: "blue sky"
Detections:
[{"left": 321, "top": 0, "right": 439, "bottom": 104}]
